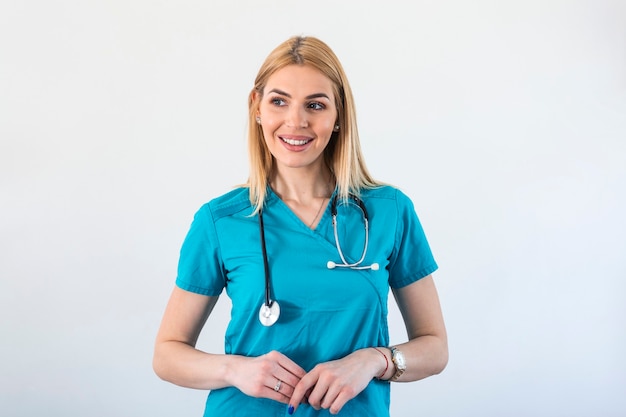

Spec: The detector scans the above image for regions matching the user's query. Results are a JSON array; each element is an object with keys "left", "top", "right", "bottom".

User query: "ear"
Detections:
[{"left": 249, "top": 90, "right": 261, "bottom": 116}]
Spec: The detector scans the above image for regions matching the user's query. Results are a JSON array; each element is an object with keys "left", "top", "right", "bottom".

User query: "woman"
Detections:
[{"left": 153, "top": 35, "right": 448, "bottom": 416}]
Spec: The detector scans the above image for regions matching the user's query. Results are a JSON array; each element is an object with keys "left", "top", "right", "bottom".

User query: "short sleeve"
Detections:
[
  {"left": 175, "top": 204, "right": 226, "bottom": 296},
  {"left": 387, "top": 189, "right": 438, "bottom": 288}
]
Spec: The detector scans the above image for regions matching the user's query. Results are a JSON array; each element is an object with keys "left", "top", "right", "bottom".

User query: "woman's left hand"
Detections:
[{"left": 288, "top": 348, "right": 384, "bottom": 415}]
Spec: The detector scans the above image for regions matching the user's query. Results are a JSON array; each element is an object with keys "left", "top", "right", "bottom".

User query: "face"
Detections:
[{"left": 257, "top": 64, "right": 338, "bottom": 174}]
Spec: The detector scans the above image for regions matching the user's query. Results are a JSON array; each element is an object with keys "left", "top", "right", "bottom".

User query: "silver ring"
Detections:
[{"left": 273, "top": 379, "right": 282, "bottom": 392}]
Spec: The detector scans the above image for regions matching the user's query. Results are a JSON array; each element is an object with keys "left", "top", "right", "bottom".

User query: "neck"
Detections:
[{"left": 270, "top": 165, "right": 334, "bottom": 204}]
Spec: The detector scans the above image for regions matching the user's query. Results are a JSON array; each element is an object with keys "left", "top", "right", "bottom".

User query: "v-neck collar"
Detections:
[{"left": 265, "top": 185, "right": 338, "bottom": 233}]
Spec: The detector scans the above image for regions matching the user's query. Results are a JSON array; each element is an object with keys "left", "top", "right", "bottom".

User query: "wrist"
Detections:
[
  {"left": 223, "top": 354, "right": 246, "bottom": 387},
  {"left": 371, "top": 347, "right": 392, "bottom": 380},
  {"left": 389, "top": 346, "right": 407, "bottom": 381}
]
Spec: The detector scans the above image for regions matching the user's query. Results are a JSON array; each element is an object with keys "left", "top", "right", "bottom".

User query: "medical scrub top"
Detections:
[{"left": 175, "top": 185, "right": 438, "bottom": 417}]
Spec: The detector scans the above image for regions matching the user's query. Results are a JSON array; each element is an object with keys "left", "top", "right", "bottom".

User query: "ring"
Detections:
[{"left": 274, "top": 379, "right": 282, "bottom": 392}]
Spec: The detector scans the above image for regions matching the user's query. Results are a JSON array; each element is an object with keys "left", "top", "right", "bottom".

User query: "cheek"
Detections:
[
  {"left": 261, "top": 126, "right": 274, "bottom": 145},
  {"left": 261, "top": 109, "right": 282, "bottom": 126},
  {"left": 260, "top": 116, "right": 280, "bottom": 138},
  {"left": 320, "top": 120, "right": 336, "bottom": 137}
]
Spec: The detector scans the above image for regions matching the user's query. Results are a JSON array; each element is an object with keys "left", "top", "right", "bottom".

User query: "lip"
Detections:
[{"left": 278, "top": 134, "right": 314, "bottom": 149}]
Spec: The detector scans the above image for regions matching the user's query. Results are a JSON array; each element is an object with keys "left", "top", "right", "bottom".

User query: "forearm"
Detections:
[
  {"left": 289, "top": 339, "right": 447, "bottom": 415},
  {"left": 153, "top": 340, "right": 244, "bottom": 390},
  {"left": 393, "top": 334, "right": 448, "bottom": 381},
  {"left": 385, "top": 276, "right": 448, "bottom": 382},
  {"left": 373, "top": 334, "right": 447, "bottom": 382}
]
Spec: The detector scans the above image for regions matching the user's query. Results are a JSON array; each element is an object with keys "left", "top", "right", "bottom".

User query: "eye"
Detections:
[
  {"left": 270, "top": 97, "right": 286, "bottom": 106},
  {"left": 307, "top": 101, "right": 325, "bottom": 110}
]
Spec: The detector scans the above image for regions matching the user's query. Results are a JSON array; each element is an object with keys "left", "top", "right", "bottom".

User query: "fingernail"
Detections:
[{"left": 287, "top": 404, "right": 295, "bottom": 415}]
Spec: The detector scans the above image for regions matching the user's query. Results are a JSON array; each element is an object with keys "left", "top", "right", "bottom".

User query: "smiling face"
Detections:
[{"left": 256, "top": 64, "right": 338, "bottom": 175}]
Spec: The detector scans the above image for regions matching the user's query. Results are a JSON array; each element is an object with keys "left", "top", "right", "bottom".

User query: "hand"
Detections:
[
  {"left": 289, "top": 348, "right": 383, "bottom": 415},
  {"left": 230, "top": 350, "right": 307, "bottom": 404}
]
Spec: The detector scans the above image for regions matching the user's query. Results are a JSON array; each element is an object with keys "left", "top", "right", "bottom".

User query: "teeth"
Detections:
[{"left": 281, "top": 137, "right": 310, "bottom": 146}]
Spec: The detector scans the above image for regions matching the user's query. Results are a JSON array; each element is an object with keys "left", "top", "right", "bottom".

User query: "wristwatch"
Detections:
[{"left": 390, "top": 346, "right": 406, "bottom": 381}]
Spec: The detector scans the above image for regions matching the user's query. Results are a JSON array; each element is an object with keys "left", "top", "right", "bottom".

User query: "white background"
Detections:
[{"left": 1, "top": 1, "right": 625, "bottom": 416}]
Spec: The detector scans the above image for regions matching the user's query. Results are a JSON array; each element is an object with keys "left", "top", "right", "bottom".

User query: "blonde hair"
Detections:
[{"left": 247, "top": 36, "right": 380, "bottom": 213}]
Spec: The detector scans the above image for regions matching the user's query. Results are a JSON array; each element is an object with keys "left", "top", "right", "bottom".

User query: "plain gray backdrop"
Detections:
[{"left": 1, "top": 1, "right": 625, "bottom": 416}]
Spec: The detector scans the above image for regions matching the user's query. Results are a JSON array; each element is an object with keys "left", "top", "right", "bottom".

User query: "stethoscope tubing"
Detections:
[
  {"left": 258, "top": 193, "right": 376, "bottom": 326},
  {"left": 258, "top": 207, "right": 273, "bottom": 309},
  {"left": 329, "top": 195, "right": 371, "bottom": 269}
]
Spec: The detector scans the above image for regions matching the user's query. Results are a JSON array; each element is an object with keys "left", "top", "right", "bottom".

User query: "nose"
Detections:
[{"left": 286, "top": 106, "right": 308, "bottom": 128}]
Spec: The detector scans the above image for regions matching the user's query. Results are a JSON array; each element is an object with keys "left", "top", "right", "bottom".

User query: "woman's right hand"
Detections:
[
  {"left": 229, "top": 350, "right": 307, "bottom": 404},
  {"left": 154, "top": 288, "right": 305, "bottom": 403}
]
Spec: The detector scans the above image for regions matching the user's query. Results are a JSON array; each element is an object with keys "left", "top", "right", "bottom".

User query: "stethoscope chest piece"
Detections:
[{"left": 258, "top": 300, "right": 280, "bottom": 327}]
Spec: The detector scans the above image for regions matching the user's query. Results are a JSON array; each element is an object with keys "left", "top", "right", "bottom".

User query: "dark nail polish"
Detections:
[{"left": 287, "top": 404, "right": 295, "bottom": 415}]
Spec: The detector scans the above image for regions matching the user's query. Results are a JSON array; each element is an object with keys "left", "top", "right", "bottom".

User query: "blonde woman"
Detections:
[{"left": 154, "top": 35, "right": 448, "bottom": 416}]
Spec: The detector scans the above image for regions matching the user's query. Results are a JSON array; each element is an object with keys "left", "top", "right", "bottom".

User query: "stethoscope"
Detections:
[{"left": 258, "top": 193, "right": 379, "bottom": 326}]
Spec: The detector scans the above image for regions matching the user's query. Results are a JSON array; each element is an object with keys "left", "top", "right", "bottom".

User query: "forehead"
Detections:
[{"left": 264, "top": 64, "right": 335, "bottom": 97}]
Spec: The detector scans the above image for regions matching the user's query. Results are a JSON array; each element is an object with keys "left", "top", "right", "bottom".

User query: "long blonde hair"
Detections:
[{"left": 247, "top": 36, "right": 379, "bottom": 213}]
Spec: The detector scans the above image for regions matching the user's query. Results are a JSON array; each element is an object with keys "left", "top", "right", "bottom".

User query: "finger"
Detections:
[
  {"left": 270, "top": 375, "right": 297, "bottom": 399},
  {"left": 264, "top": 378, "right": 292, "bottom": 404},
  {"left": 304, "top": 387, "right": 313, "bottom": 403},
  {"left": 289, "top": 371, "right": 319, "bottom": 413},
  {"left": 272, "top": 358, "right": 307, "bottom": 399},
  {"left": 264, "top": 350, "right": 307, "bottom": 384},
  {"left": 320, "top": 383, "right": 341, "bottom": 410},
  {"left": 255, "top": 352, "right": 301, "bottom": 392},
  {"left": 267, "top": 366, "right": 306, "bottom": 402},
  {"left": 275, "top": 353, "right": 307, "bottom": 379},
  {"left": 328, "top": 390, "right": 353, "bottom": 415},
  {"left": 273, "top": 367, "right": 302, "bottom": 391},
  {"left": 306, "top": 378, "right": 331, "bottom": 410}
]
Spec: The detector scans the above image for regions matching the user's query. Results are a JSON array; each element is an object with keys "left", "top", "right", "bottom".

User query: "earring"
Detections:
[
  {"left": 256, "top": 116, "right": 262, "bottom": 125},
  {"left": 334, "top": 124, "right": 340, "bottom": 131}
]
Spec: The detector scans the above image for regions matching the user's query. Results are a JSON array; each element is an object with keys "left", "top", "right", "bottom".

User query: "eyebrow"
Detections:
[{"left": 267, "top": 88, "right": 331, "bottom": 100}]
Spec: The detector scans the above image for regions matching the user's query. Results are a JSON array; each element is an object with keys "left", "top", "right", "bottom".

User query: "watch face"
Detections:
[
  {"left": 392, "top": 347, "right": 407, "bottom": 370},
  {"left": 396, "top": 351, "right": 406, "bottom": 369}
]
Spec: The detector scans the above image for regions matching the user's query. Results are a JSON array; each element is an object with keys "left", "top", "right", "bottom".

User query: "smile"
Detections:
[{"left": 280, "top": 137, "right": 311, "bottom": 146}]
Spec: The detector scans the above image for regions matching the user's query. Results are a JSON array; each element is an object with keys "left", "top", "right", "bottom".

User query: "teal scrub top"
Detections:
[{"left": 175, "top": 185, "right": 438, "bottom": 417}]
